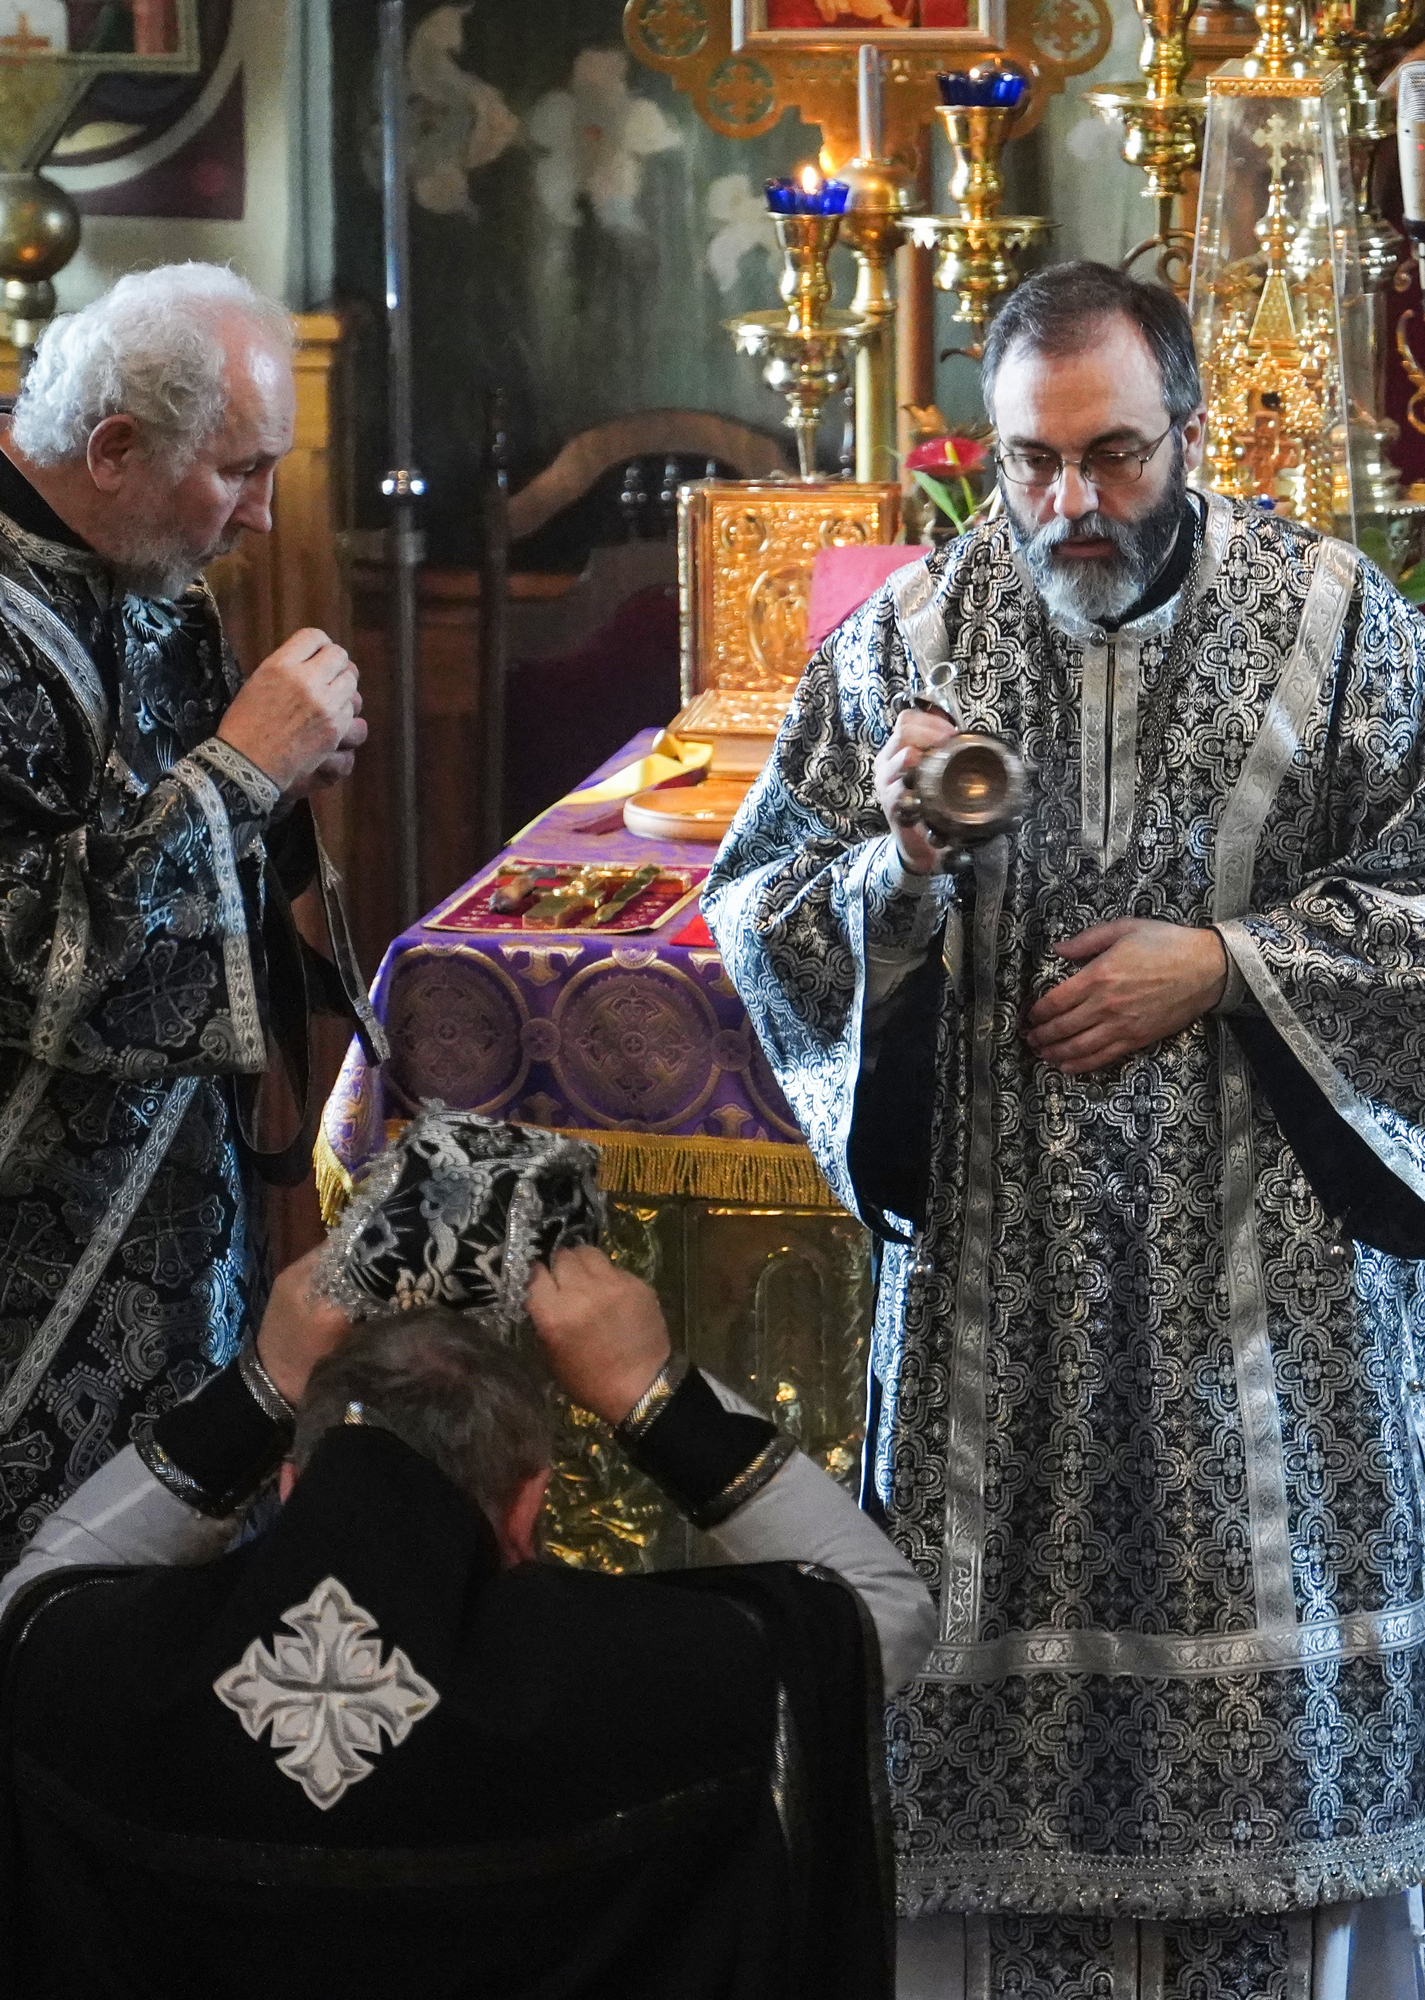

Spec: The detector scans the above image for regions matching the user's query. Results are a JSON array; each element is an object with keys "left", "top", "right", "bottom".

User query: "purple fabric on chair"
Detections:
[
  {"left": 502, "top": 583, "right": 682, "bottom": 841},
  {"left": 805, "top": 544, "right": 925, "bottom": 655}
]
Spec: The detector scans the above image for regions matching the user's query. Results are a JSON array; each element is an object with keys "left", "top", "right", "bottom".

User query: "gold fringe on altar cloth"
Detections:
[{"left": 314, "top": 1121, "right": 843, "bottom": 1229}]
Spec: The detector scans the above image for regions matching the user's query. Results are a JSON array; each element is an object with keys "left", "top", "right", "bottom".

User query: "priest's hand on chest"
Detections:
[{"left": 1022, "top": 919, "right": 1229, "bottom": 1074}]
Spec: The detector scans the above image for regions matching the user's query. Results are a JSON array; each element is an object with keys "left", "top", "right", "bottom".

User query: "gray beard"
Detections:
[
  {"left": 109, "top": 524, "right": 241, "bottom": 604},
  {"left": 1006, "top": 456, "right": 1186, "bottom": 627}
]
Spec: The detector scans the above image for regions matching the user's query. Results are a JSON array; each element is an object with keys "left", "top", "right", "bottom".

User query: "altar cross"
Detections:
[
  {"left": 0, "top": 13, "right": 53, "bottom": 53},
  {"left": 1253, "top": 112, "right": 1295, "bottom": 181}
]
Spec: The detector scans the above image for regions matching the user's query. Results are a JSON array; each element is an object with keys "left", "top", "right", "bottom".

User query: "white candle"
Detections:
[
  {"left": 731, "top": 0, "right": 747, "bottom": 51},
  {"left": 858, "top": 43, "right": 883, "bottom": 162}
]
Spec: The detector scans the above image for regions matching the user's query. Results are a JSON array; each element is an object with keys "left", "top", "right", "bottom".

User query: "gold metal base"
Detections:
[
  {"left": 727, "top": 309, "right": 873, "bottom": 479},
  {"left": 905, "top": 213, "right": 1053, "bottom": 353}
]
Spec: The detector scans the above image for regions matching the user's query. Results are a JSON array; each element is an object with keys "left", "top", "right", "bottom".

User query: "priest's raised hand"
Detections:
[{"left": 217, "top": 624, "right": 367, "bottom": 800}]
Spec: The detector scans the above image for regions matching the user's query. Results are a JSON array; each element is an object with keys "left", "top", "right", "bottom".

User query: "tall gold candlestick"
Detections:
[{"left": 841, "top": 157, "right": 920, "bottom": 484}]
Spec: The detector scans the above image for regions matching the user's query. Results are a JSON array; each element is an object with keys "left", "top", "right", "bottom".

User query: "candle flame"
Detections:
[{"left": 800, "top": 163, "right": 821, "bottom": 194}]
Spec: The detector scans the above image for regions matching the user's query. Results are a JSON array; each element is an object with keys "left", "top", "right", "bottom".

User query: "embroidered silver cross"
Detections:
[{"left": 213, "top": 1575, "right": 440, "bottom": 1810}]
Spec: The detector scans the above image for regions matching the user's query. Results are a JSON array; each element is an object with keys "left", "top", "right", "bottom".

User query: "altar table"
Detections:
[{"left": 319, "top": 733, "right": 873, "bottom": 1569}]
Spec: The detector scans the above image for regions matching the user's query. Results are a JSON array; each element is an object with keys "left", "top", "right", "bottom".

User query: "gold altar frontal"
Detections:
[{"left": 548, "top": 1136, "right": 874, "bottom": 1573}]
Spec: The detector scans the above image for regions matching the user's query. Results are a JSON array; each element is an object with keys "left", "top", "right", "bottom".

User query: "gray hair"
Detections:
[
  {"left": 11, "top": 261, "right": 293, "bottom": 469},
  {"left": 292, "top": 1310, "right": 555, "bottom": 1526},
  {"left": 981, "top": 261, "right": 1202, "bottom": 428}
]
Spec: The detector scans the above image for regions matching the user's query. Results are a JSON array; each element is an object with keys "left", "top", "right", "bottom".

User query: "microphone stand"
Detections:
[{"left": 378, "top": 0, "right": 425, "bottom": 931}]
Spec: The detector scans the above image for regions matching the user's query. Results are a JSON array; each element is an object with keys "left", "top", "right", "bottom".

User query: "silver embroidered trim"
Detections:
[
  {"left": 939, "top": 835, "right": 1008, "bottom": 1643},
  {"left": 1211, "top": 536, "right": 1358, "bottom": 926},
  {"left": 189, "top": 736, "right": 282, "bottom": 820},
  {"left": 213, "top": 1574, "right": 440, "bottom": 1811},
  {"left": 0, "top": 1076, "right": 200, "bottom": 1434},
  {"left": 0, "top": 568, "right": 110, "bottom": 763},
  {"left": 916, "top": 1587, "right": 1425, "bottom": 1681},
  {"left": 1106, "top": 633, "right": 1141, "bottom": 870},
  {"left": 170, "top": 755, "right": 267, "bottom": 1073},
  {"left": 888, "top": 555, "right": 968, "bottom": 722},
  {"left": 238, "top": 1334, "right": 296, "bottom": 1424},
  {"left": 29, "top": 825, "right": 90, "bottom": 1065},
  {"left": 1200, "top": 535, "right": 1359, "bottom": 1636},
  {"left": 616, "top": 1352, "right": 689, "bottom": 1441},
  {"left": 135, "top": 1435, "right": 209, "bottom": 1508},
  {"left": 1218, "top": 1025, "right": 1296, "bottom": 1629},
  {"left": 1221, "top": 923, "right": 1425, "bottom": 1206},
  {"left": 0, "top": 1061, "right": 51, "bottom": 1185},
  {"left": 0, "top": 508, "right": 114, "bottom": 588},
  {"left": 1080, "top": 634, "right": 1109, "bottom": 864},
  {"left": 696, "top": 1432, "right": 797, "bottom": 1527},
  {"left": 897, "top": 1811, "right": 1425, "bottom": 1922}
]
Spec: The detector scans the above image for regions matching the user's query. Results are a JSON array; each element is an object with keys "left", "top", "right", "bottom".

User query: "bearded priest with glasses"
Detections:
[{"left": 706, "top": 259, "right": 1425, "bottom": 1998}]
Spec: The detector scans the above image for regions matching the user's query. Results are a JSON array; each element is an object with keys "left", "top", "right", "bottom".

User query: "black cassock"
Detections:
[
  {"left": 0, "top": 1425, "right": 892, "bottom": 2000},
  {"left": 0, "top": 454, "right": 375, "bottom": 1567}
]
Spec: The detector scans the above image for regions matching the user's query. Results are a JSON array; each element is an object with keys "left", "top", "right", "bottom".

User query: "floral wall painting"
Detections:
[
  {"left": 705, "top": 172, "right": 777, "bottom": 292},
  {"left": 402, "top": 5, "right": 519, "bottom": 217},
  {"left": 333, "top": 0, "right": 823, "bottom": 566},
  {"left": 529, "top": 48, "right": 680, "bottom": 234}
]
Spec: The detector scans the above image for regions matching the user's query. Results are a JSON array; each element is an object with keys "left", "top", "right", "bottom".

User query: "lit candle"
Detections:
[
  {"left": 764, "top": 167, "right": 849, "bottom": 214},
  {"left": 858, "top": 43, "right": 883, "bottom": 162}
]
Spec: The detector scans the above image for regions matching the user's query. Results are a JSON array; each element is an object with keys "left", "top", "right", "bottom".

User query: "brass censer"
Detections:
[{"left": 894, "top": 698, "right": 1028, "bottom": 870}]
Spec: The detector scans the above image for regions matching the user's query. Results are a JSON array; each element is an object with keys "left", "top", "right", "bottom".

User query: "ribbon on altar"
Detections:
[{"left": 561, "top": 730, "right": 711, "bottom": 804}]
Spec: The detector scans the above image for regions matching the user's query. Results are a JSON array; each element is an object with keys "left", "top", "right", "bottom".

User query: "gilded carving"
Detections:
[
  {"left": 629, "top": 0, "right": 710, "bottom": 60},
  {"left": 747, "top": 563, "right": 812, "bottom": 678},
  {"left": 625, "top": 0, "right": 1112, "bottom": 165},
  {"left": 679, "top": 479, "right": 899, "bottom": 697}
]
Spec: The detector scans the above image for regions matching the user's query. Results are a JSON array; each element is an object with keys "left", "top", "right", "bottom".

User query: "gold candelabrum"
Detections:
[
  {"left": 839, "top": 158, "right": 920, "bottom": 485},
  {"left": 904, "top": 95, "right": 1051, "bottom": 359},
  {"left": 728, "top": 207, "right": 873, "bottom": 481},
  {"left": 1085, "top": 0, "right": 1209, "bottom": 295}
]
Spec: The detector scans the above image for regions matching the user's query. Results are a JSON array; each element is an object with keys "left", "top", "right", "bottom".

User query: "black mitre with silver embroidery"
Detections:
[{"left": 316, "top": 1107, "right": 605, "bottom": 1331}]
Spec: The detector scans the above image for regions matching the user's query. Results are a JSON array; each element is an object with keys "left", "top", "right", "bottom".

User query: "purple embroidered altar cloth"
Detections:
[{"left": 320, "top": 733, "right": 804, "bottom": 1183}]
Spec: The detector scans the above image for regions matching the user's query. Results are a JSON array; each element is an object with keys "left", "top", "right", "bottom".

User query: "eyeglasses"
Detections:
[{"left": 995, "top": 425, "right": 1176, "bottom": 491}]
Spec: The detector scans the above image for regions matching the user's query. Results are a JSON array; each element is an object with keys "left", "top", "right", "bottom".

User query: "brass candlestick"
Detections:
[
  {"left": 728, "top": 203, "right": 873, "bottom": 481},
  {"left": 1086, "top": 0, "right": 1207, "bottom": 295},
  {"left": 840, "top": 157, "right": 920, "bottom": 484},
  {"left": 905, "top": 92, "right": 1051, "bottom": 358}
]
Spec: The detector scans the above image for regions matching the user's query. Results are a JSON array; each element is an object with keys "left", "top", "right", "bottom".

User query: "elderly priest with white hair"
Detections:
[{"left": 0, "top": 261, "right": 379, "bottom": 1571}]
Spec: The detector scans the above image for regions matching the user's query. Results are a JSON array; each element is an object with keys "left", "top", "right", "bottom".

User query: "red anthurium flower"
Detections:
[{"left": 905, "top": 434, "right": 987, "bottom": 475}]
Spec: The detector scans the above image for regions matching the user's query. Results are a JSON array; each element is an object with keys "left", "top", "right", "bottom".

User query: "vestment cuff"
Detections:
[
  {"left": 188, "top": 737, "right": 282, "bottom": 833},
  {"left": 1208, "top": 927, "right": 1248, "bottom": 1016},
  {"left": 136, "top": 1342, "right": 295, "bottom": 1519},
  {"left": 864, "top": 834, "right": 951, "bottom": 954},
  {"left": 614, "top": 1361, "right": 795, "bottom": 1530}
]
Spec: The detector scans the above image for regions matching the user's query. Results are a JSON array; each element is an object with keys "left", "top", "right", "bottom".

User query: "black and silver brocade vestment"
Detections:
[
  {"left": 705, "top": 493, "right": 1425, "bottom": 1926},
  {"left": 0, "top": 469, "right": 313, "bottom": 1568}
]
